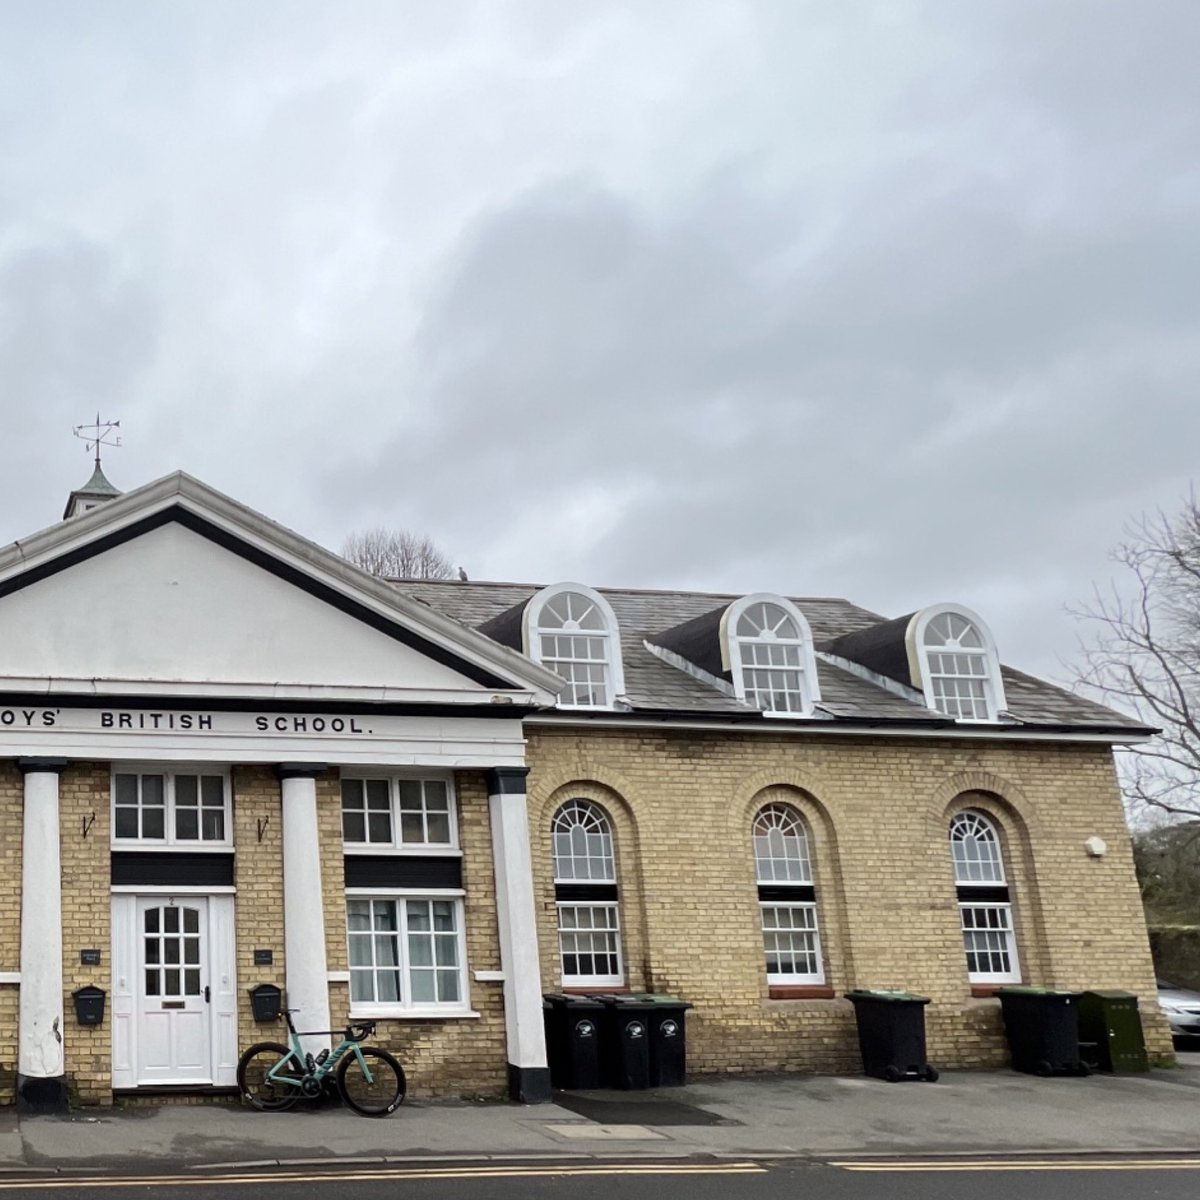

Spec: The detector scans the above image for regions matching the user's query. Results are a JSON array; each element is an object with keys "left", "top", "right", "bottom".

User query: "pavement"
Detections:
[{"left": 2, "top": 1053, "right": 1198, "bottom": 1172}]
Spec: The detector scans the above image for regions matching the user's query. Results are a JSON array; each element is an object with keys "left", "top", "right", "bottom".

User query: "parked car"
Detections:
[{"left": 1158, "top": 980, "right": 1200, "bottom": 1048}]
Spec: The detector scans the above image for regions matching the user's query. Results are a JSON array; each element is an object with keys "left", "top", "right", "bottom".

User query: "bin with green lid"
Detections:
[
  {"left": 845, "top": 990, "right": 938, "bottom": 1082},
  {"left": 998, "top": 986, "right": 1090, "bottom": 1076},
  {"left": 625, "top": 994, "right": 693, "bottom": 1086},
  {"left": 1078, "top": 990, "right": 1149, "bottom": 1073}
]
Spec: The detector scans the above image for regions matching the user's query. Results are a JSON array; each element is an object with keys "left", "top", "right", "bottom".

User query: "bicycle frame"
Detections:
[{"left": 266, "top": 1012, "right": 378, "bottom": 1091}]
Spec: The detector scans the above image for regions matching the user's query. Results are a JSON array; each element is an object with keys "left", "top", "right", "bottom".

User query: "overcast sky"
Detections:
[{"left": 2, "top": 1, "right": 1197, "bottom": 684}]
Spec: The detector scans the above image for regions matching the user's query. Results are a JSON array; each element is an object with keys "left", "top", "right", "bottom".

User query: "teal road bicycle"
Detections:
[{"left": 237, "top": 1008, "right": 406, "bottom": 1116}]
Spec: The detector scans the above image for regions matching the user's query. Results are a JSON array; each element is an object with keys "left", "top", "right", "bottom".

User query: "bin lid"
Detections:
[
  {"left": 1082, "top": 989, "right": 1137, "bottom": 1000},
  {"left": 997, "top": 986, "right": 1083, "bottom": 997},
  {"left": 845, "top": 989, "right": 930, "bottom": 1004},
  {"left": 628, "top": 993, "right": 692, "bottom": 1008}
]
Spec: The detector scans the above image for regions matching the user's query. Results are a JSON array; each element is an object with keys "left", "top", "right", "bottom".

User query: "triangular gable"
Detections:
[{"left": 0, "top": 473, "right": 563, "bottom": 704}]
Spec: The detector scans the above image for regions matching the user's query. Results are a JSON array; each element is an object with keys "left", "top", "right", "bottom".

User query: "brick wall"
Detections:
[
  {"left": 526, "top": 727, "right": 1173, "bottom": 1072},
  {"left": 0, "top": 763, "right": 21, "bottom": 1101},
  {"left": 58, "top": 763, "right": 112, "bottom": 1104}
]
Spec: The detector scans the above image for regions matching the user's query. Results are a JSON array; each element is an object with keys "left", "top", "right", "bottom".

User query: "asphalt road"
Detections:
[{"left": 1, "top": 1156, "right": 1199, "bottom": 1199}]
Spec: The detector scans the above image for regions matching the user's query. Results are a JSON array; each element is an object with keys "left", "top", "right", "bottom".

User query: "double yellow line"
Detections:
[
  {"left": 831, "top": 1157, "right": 1200, "bottom": 1173},
  {"left": 0, "top": 1161, "right": 767, "bottom": 1191}
]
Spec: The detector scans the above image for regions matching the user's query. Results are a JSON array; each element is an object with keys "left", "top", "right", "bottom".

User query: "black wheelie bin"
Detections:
[
  {"left": 845, "top": 990, "right": 939, "bottom": 1082},
  {"left": 998, "top": 986, "right": 1090, "bottom": 1076}
]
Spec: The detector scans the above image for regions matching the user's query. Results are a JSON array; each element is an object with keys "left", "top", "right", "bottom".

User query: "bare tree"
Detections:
[
  {"left": 342, "top": 527, "right": 455, "bottom": 580},
  {"left": 1071, "top": 493, "right": 1200, "bottom": 820}
]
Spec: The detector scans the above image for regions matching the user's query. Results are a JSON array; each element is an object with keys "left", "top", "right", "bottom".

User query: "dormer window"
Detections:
[
  {"left": 524, "top": 583, "right": 625, "bottom": 709},
  {"left": 909, "top": 605, "right": 1006, "bottom": 721},
  {"left": 721, "top": 594, "right": 820, "bottom": 716}
]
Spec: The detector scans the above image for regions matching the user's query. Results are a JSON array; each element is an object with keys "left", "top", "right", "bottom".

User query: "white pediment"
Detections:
[{"left": 0, "top": 521, "right": 487, "bottom": 695}]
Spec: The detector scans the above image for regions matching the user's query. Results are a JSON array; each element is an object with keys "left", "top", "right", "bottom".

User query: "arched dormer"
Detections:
[
  {"left": 523, "top": 582, "right": 625, "bottom": 709},
  {"left": 907, "top": 604, "right": 1007, "bottom": 721},
  {"left": 720, "top": 594, "right": 821, "bottom": 716}
]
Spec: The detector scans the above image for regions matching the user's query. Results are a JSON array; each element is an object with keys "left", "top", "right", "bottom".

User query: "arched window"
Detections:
[
  {"left": 909, "top": 605, "right": 1006, "bottom": 721},
  {"left": 752, "top": 804, "right": 823, "bottom": 984},
  {"left": 722, "top": 594, "right": 821, "bottom": 715},
  {"left": 525, "top": 583, "right": 624, "bottom": 709},
  {"left": 949, "top": 809, "right": 1019, "bottom": 984},
  {"left": 551, "top": 800, "right": 623, "bottom": 985}
]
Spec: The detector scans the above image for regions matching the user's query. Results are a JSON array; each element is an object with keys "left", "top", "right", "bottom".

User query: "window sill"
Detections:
[
  {"left": 768, "top": 985, "right": 835, "bottom": 999},
  {"left": 111, "top": 843, "right": 234, "bottom": 853},
  {"left": 343, "top": 846, "right": 462, "bottom": 857},
  {"left": 349, "top": 1007, "right": 481, "bottom": 1020}
]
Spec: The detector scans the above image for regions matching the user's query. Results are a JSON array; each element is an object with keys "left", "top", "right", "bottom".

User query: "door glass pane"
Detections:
[
  {"left": 184, "top": 968, "right": 201, "bottom": 995},
  {"left": 145, "top": 908, "right": 159, "bottom": 934},
  {"left": 145, "top": 969, "right": 160, "bottom": 996},
  {"left": 164, "top": 968, "right": 180, "bottom": 995},
  {"left": 145, "top": 939, "right": 160, "bottom": 965},
  {"left": 163, "top": 907, "right": 179, "bottom": 933},
  {"left": 164, "top": 939, "right": 180, "bottom": 965},
  {"left": 183, "top": 908, "right": 199, "bottom": 934},
  {"left": 184, "top": 938, "right": 200, "bottom": 965}
]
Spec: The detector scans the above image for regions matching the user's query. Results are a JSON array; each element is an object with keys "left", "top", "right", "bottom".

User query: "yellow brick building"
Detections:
[{"left": 0, "top": 469, "right": 1169, "bottom": 1109}]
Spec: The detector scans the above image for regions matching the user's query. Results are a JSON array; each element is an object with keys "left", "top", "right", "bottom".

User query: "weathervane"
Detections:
[{"left": 72, "top": 413, "right": 122, "bottom": 469}]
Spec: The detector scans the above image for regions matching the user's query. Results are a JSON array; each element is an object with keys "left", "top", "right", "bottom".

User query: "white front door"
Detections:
[
  {"left": 137, "top": 897, "right": 210, "bottom": 1085},
  {"left": 112, "top": 893, "right": 239, "bottom": 1089}
]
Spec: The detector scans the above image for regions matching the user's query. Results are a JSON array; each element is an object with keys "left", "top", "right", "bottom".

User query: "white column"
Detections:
[
  {"left": 487, "top": 767, "right": 551, "bottom": 1103},
  {"left": 278, "top": 765, "right": 331, "bottom": 1055},
  {"left": 18, "top": 759, "right": 67, "bottom": 1112}
]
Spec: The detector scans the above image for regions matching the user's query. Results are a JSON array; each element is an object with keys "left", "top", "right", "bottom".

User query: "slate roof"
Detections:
[{"left": 390, "top": 579, "right": 1152, "bottom": 735}]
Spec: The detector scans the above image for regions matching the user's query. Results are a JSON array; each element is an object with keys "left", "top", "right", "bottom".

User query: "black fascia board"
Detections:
[
  {"left": 0, "top": 692, "right": 538, "bottom": 720},
  {"left": 0, "top": 506, "right": 518, "bottom": 691}
]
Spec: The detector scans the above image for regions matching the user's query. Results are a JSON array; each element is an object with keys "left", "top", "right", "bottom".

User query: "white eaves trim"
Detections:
[
  {"left": 1, "top": 472, "right": 564, "bottom": 704},
  {"left": 527, "top": 713, "right": 1153, "bottom": 746}
]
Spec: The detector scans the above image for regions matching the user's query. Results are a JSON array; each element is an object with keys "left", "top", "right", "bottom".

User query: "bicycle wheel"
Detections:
[
  {"left": 237, "top": 1042, "right": 302, "bottom": 1111},
  {"left": 336, "top": 1046, "right": 406, "bottom": 1116}
]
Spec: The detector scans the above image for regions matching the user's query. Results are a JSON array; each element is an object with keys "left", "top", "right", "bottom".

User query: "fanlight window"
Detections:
[
  {"left": 753, "top": 804, "right": 814, "bottom": 884},
  {"left": 724, "top": 595, "right": 819, "bottom": 715},
  {"left": 552, "top": 799, "right": 616, "bottom": 882},
  {"left": 527, "top": 584, "right": 623, "bottom": 709},
  {"left": 751, "top": 802, "right": 823, "bottom": 984},
  {"left": 920, "top": 609, "right": 1002, "bottom": 720},
  {"left": 949, "top": 808, "right": 1020, "bottom": 984},
  {"left": 551, "top": 799, "right": 623, "bottom": 985},
  {"left": 949, "top": 810, "right": 1006, "bottom": 884}
]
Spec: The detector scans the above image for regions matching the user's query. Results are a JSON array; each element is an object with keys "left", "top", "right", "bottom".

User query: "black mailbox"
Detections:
[
  {"left": 249, "top": 983, "right": 283, "bottom": 1023},
  {"left": 73, "top": 985, "right": 106, "bottom": 1026}
]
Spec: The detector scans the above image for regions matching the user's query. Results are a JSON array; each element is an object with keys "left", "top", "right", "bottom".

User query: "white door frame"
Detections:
[{"left": 111, "top": 890, "right": 238, "bottom": 1089}]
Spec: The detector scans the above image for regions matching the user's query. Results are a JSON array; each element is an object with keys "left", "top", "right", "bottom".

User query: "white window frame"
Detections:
[
  {"left": 551, "top": 799, "right": 625, "bottom": 986},
  {"left": 958, "top": 902, "right": 1021, "bottom": 984},
  {"left": 340, "top": 773, "right": 460, "bottom": 856},
  {"left": 720, "top": 593, "right": 821, "bottom": 717},
  {"left": 555, "top": 900, "right": 625, "bottom": 987},
  {"left": 753, "top": 803, "right": 825, "bottom": 985},
  {"left": 759, "top": 901, "right": 825, "bottom": 985},
  {"left": 345, "top": 888, "right": 473, "bottom": 1018},
  {"left": 907, "top": 603, "right": 1007, "bottom": 722},
  {"left": 111, "top": 765, "right": 233, "bottom": 850},
  {"left": 950, "top": 809, "right": 1020, "bottom": 984},
  {"left": 523, "top": 582, "right": 625, "bottom": 711}
]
